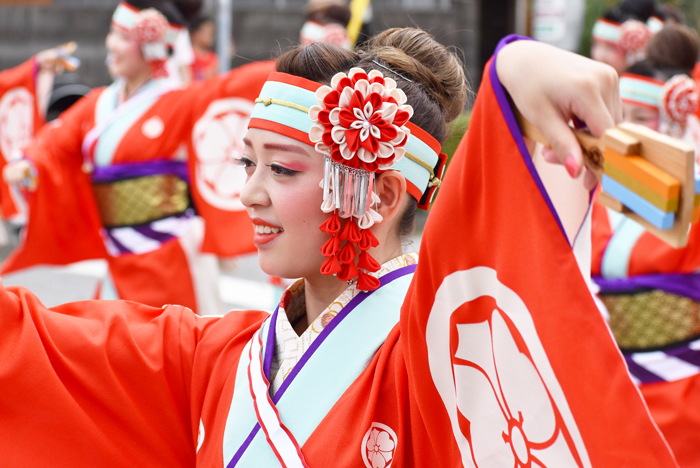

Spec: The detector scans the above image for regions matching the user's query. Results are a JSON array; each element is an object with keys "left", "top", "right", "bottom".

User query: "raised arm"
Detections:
[{"left": 400, "top": 36, "right": 678, "bottom": 467}]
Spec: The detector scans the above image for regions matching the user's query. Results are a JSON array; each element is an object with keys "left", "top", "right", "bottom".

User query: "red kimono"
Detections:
[
  {"left": 2, "top": 60, "right": 275, "bottom": 315},
  {"left": 0, "top": 57, "right": 44, "bottom": 220},
  {"left": 0, "top": 38, "right": 677, "bottom": 467}
]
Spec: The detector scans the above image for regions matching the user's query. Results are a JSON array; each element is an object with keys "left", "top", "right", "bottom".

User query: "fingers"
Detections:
[{"left": 533, "top": 108, "right": 584, "bottom": 177}]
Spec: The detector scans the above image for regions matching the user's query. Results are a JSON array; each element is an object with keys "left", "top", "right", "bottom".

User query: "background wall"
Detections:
[{"left": 0, "top": 0, "right": 485, "bottom": 91}]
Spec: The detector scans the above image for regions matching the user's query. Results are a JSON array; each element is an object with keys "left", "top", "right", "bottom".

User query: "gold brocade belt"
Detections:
[
  {"left": 92, "top": 174, "right": 190, "bottom": 228},
  {"left": 601, "top": 289, "right": 700, "bottom": 349}
]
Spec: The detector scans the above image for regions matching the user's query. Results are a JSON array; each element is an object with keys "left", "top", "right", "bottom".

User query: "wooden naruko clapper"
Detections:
[{"left": 516, "top": 112, "right": 697, "bottom": 248}]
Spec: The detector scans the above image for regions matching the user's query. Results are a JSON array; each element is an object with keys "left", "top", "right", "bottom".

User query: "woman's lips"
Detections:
[{"left": 251, "top": 218, "right": 283, "bottom": 245}]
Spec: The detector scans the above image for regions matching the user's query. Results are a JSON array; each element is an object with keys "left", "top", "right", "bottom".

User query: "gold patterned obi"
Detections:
[
  {"left": 92, "top": 174, "right": 190, "bottom": 228},
  {"left": 601, "top": 289, "right": 700, "bottom": 349}
]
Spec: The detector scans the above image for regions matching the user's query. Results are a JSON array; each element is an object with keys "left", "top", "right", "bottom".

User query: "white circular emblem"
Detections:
[
  {"left": 425, "top": 267, "right": 591, "bottom": 468},
  {"left": 192, "top": 97, "right": 254, "bottom": 211},
  {"left": 142, "top": 116, "right": 164, "bottom": 139},
  {"left": 361, "top": 422, "right": 397, "bottom": 468},
  {"left": 0, "top": 87, "right": 34, "bottom": 161}
]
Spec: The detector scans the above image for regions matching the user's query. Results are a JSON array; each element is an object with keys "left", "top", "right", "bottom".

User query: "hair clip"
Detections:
[{"left": 371, "top": 60, "right": 413, "bottom": 83}]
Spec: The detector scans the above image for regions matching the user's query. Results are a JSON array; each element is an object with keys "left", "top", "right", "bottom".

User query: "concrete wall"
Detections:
[{"left": 0, "top": 0, "right": 480, "bottom": 91}]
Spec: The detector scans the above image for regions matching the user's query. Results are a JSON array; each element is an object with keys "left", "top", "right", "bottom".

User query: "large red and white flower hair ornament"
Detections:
[
  {"left": 660, "top": 74, "right": 700, "bottom": 137},
  {"left": 308, "top": 67, "right": 414, "bottom": 291},
  {"left": 619, "top": 20, "right": 652, "bottom": 65},
  {"left": 132, "top": 8, "right": 170, "bottom": 78}
]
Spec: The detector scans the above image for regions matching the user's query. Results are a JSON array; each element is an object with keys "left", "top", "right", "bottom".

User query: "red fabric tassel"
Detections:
[
  {"left": 347, "top": 222, "right": 362, "bottom": 243},
  {"left": 319, "top": 211, "right": 341, "bottom": 234},
  {"left": 321, "top": 255, "right": 342, "bottom": 276},
  {"left": 337, "top": 261, "right": 358, "bottom": 282},
  {"left": 357, "top": 271, "right": 380, "bottom": 291},
  {"left": 338, "top": 219, "right": 353, "bottom": 240},
  {"left": 150, "top": 60, "right": 168, "bottom": 78},
  {"left": 338, "top": 241, "right": 356, "bottom": 264},
  {"left": 358, "top": 229, "right": 380, "bottom": 251},
  {"left": 321, "top": 235, "right": 340, "bottom": 258},
  {"left": 357, "top": 251, "right": 380, "bottom": 272}
]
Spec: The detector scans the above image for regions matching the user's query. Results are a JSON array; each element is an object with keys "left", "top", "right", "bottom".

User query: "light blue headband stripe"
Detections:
[
  {"left": 620, "top": 78, "right": 662, "bottom": 107},
  {"left": 112, "top": 4, "right": 136, "bottom": 28},
  {"left": 251, "top": 79, "right": 437, "bottom": 194},
  {"left": 250, "top": 81, "right": 318, "bottom": 135},
  {"left": 592, "top": 20, "right": 621, "bottom": 43}
]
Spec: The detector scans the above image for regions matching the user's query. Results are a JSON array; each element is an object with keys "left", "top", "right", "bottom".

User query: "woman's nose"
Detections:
[{"left": 240, "top": 169, "right": 269, "bottom": 209}]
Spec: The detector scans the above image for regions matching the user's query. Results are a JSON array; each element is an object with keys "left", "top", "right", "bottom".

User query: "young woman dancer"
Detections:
[
  {"left": 2, "top": 0, "right": 274, "bottom": 315},
  {"left": 0, "top": 29, "right": 677, "bottom": 467}
]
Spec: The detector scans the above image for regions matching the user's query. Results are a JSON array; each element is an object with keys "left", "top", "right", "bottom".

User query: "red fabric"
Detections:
[
  {"left": 0, "top": 284, "right": 267, "bottom": 467},
  {"left": 108, "top": 237, "right": 197, "bottom": 311},
  {"left": 1, "top": 90, "right": 107, "bottom": 274},
  {"left": 641, "top": 377, "right": 700, "bottom": 468},
  {"left": 399, "top": 59, "right": 674, "bottom": 466},
  {"left": 187, "top": 60, "right": 275, "bottom": 257},
  {"left": 591, "top": 196, "right": 700, "bottom": 276},
  {"left": 192, "top": 50, "right": 218, "bottom": 82},
  {"left": 0, "top": 57, "right": 44, "bottom": 219}
]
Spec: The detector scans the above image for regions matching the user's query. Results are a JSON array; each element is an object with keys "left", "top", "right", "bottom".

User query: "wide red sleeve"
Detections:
[
  {"left": 1, "top": 90, "right": 106, "bottom": 274},
  {"left": 0, "top": 283, "right": 267, "bottom": 468},
  {"left": 0, "top": 57, "right": 43, "bottom": 219},
  {"left": 183, "top": 60, "right": 275, "bottom": 256},
  {"left": 399, "top": 37, "right": 678, "bottom": 467}
]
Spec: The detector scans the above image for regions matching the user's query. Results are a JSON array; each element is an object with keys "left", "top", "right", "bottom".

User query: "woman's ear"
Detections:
[{"left": 374, "top": 171, "right": 407, "bottom": 223}]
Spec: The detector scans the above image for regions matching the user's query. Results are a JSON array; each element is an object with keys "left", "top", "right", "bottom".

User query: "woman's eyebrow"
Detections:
[{"left": 263, "top": 143, "right": 309, "bottom": 156}]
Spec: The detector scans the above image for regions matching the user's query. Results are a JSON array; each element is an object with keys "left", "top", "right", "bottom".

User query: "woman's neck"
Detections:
[
  {"left": 121, "top": 69, "right": 154, "bottom": 102},
  {"left": 298, "top": 239, "right": 404, "bottom": 334}
]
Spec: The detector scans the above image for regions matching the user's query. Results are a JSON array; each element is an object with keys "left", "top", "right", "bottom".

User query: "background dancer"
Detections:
[{"left": 2, "top": 0, "right": 274, "bottom": 315}]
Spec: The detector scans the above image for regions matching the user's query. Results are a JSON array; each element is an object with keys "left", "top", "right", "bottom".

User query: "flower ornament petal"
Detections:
[
  {"left": 321, "top": 195, "right": 336, "bottom": 213},
  {"left": 369, "top": 82, "right": 386, "bottom": 96},
  {"left": 315, "top": 86, "right": 332, "bottom": 105},
  {"left": 329, "top": 108, "right": 341, "bottom": 126},
  {"left": 339, "top": 87, "right": 354, "bottom": 108},
  {"left": 331, "top": 126, "right": 347, "bottom": 144},
  {"left": 308, "top": 105, "right": 322, "bottom": 122},
  {"left": 355, "top": 79, "right": 370, "bottom": 98},
  {"left": 309, "top": 123, "right": 325, "bottom": 143},
  {"left": 358, "top": 147, "right": 377, "bottom": 163},
  {"left": 331, "top": 72, "right": 348, "bottom": 89}
]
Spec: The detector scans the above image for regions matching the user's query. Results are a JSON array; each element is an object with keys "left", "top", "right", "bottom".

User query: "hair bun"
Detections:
[{"left": 361, "top": 28, "right": 467, "bottom": 124}]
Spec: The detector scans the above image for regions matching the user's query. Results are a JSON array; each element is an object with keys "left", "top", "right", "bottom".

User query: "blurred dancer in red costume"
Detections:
[{"left": 3, "top": 0, "right": 274, "bottom": 315}]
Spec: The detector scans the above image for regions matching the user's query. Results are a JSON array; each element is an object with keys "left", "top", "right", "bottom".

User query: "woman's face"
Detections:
[
  {"left": 591, "top": 40, "right": 626, "bottom": 75},
  {"left": 105, "top": 25, "right": 150, "bottom": 80},
  {"left": 622, "top": 102, "right": 660, "bottom": 131},
  {"left": 240, "top": 128, "right": 329, "bottom": 280}
]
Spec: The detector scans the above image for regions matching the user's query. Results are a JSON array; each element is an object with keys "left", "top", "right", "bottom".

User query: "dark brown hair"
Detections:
[
  {"left": 276, "top": 28, "right": 468, "bottom": 240},
  {"left": 646, "top": 23, "right": 699, "bottom": 76}
]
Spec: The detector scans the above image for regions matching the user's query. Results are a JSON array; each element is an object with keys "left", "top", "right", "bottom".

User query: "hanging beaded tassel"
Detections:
[
  {"left": 309, "top": 67, "right": 413, "bottom": 291},
  {"left": 319, "top": 158, "right": 382, "bottom": 290}
]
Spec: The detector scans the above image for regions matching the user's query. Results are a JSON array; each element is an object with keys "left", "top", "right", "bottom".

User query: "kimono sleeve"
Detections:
[
  {"left": 399, "top": 36, "right": 678, "bottom": 467},
  {"left": 0, "top": 283, "right": 266, "bottom": 468},
  {"left": 1, "top": 90, "right": 106, "bottom": 274},
  {"left": 0, "top": 57, "right": 43, "bottom": 219},
  {"left": 183, "top": 60, "right": 275, "bottom": 256}
]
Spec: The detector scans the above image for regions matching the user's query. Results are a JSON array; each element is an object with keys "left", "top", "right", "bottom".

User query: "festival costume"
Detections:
[
  {"left": 0, "top": 35, "right": 677, "bottom": 467},
  {"left": 592, "top": 72, "right": 700, "bottom": 466},
  {"left": 0, "top": 57, "right": 45, "bottom": 221},
  {"left": 0, "top": 4, "right": 275, "bottom": 314},
  {"left": 592, "top": 16, "right": 662, "bottom": 66}
]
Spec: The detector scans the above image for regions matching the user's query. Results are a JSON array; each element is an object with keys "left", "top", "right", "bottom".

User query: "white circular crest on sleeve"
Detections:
[
  {"left": 192, "top": 97, "right": 254, "bottom": 211},
  {"left": 425, "top": 267, "right": 592, "bottom": 468},
  {"left": 0, "top": 87, "right": 34, "bottom": 161},
  {"left": 361, "top": 422, "right": 397, "bottom": 468},
  {"left": 142, "top": 116, "right": 164, "bottom": 138}
]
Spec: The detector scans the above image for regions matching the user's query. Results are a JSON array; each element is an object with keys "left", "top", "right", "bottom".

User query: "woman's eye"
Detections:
[
  {"left": 235, "top": 157, "right": 255, "bottom": 171},
  {"left": 267, "top": 164, "right": 297, "bottom": 177}
]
